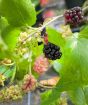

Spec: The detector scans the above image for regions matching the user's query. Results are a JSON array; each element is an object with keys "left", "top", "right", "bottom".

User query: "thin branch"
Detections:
[
  {"left": 83, "top": 6, "right": 88, "bottom": 13},
  {"left": 39, "top": 15, "right": 63, "bottom": 31},
  {"left": 20, "top": 6, "right": 88, "bottom": 45},
  {"left": 21, "top": 15, "right": 63, "bottom": 44}
]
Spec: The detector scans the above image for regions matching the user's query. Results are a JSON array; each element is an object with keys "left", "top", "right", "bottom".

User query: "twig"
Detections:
[
  {"left": 21, "top": 15, "right": 63, "bottom": 44},
  {"left": 20, "top": 6, "right": 88, "bottom": 45},
  {"left": 83, "top": 6, "right": 88, "bottom": 13},
  {"left": 40, "top": 15, "right": 63, "bottom": 31}
]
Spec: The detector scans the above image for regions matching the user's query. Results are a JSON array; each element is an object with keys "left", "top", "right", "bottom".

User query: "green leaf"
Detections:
[
  {"left": 53, "top": 60, "right": 62, "bottom": 73},
  {"left": 4, "top": 69, "right": 13, "bottom": 78},
  {"left": 0, "top": 34, "right": 9, "bottom": 59},
  {"left": 10, "top": 66, "right": 16, "bottom": 83},
  {"left": 68, "top": 88, "right": 86, "bottom": 105},
  {"left": 84, "top": 86, "right": 88, "bottom": 104},
  {"left": 0, "top": 66, "right": 15, "bottom": 79},
  {"left": 0, "top": 17, "right": 8, "bottom": 31},
  {"left": 33, "top": 44, "right": 43, "bottom": 57},
  {"left": 41, "top": 34, "right": 88, "bottom": 105},
  {"left": 79, "top": 26, "right": 88, "bottom": 39},
  {"left": 46, "top": 27, "right": 65, "bottom": 47},
  {"left": 16, "top": 58, "right": 29, "bottom": 80},
  {"left": 41, "top": 90, "right": 52, "bottom": 104},
  {"left": 31, "top": 0, "right": 39, "bottom": 6},
  {"left": 0, "top": 49, "right": 7, "bottom": 59},
  {"left": 1, "top": 26, "right": 21, "bottom": 51},
  {"left": 0, "top": 65, "right": 16, "bottom": 81},
  {"left": 60, "top": 36, "right": 88, "bottom": 87},
  {"left": 41, "top": 90, "right": 60, "bottom": 105},
  {"left": 0, "top": 65, "right": 7, "bottom": 74},
  {"left": 0, "top": 0, "right": 36, "bottom": 26}
]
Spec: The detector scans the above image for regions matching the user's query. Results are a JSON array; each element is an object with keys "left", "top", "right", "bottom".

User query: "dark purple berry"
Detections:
[{"left": 43, "top": 42, "right": 62, "bottom": 60}]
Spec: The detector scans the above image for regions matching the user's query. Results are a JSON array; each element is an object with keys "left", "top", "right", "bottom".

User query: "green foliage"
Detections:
[
  {"left": 0, "top": 0, "right": 36, "bottom": 26},
  {"left": 79, "top": 26, "right": 88, "bottom": 39},
  {"left": 41, "top": 30, "right": 88, "bottom": 105},
  {"left": 1, "top": 26, "right": 21, "bottom": 51},
  {"left": 60, "top": 36, "right": 88, "bottom": 86},
  {"left": 10, "top": 66, "right": 16, "bottom": 83},
  {"left": 41, "top": 90, "right": 52, "bottom": 101},
  {"left": 53, "top": 60, "right": 62, "bottom": 73},
  {"left": 46, "top": 27, "right": 65, "bottom": 48},
  {"left": 0, "top": 65, "right": 7, "bottom": 74},
  {"left": 4, "top": 69, "right": 13, "bottom": 79},
  {"left": 0, "top": 65, "right": 16, "bottom": 79},
  {"left": 0, "top": 0, "right": 88, "bottom": 104},
  {"left": 0, "top": 49, "right": 7, "bottom": 59},
  {"left": 83, "top": 86, "right": 88, "bottom": 104},
  {"left": 41, "top": 90, "right": 53, "bottom": 105},
  {"left": 33, "top": 44, "right": 43, "bottom": 57},
  {"left": 16, "top": 58, "right": 29, "bottom": 80},
  {"left": 68, "top": 88, "right": 86, "bottom": 105},
  {"left": 0, "top": 36, "right": 9, "bottom": 59},
  {"left": 0, "top": 17, "right": 8, "bottom": 32},
  {"left": 31, "top": 0, "right": 39, "bottom": 6}
]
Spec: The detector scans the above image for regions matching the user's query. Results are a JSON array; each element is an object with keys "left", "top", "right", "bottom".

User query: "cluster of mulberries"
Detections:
[
  {"left": 0, "top": 85, "right": 22, "bottom": 101},
  {"left": 33, "top": 7, "right": 84, "bottom": 87},
  {"left": 40, "top": 28, "right": 62, "bottom": 60},
  {"left": 43, "top": 42, "right": 62, "bottom": 60},
  {"left": 64, "top": 7, "right": 84, "bottom": 26}
]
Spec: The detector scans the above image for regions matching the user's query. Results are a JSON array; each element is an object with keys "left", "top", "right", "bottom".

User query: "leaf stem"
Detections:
[{"left": 28, "top": 51, "right": 32, "bottom": 75}]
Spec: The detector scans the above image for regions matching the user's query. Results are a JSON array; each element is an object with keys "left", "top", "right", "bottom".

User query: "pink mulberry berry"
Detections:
[
  {"left": 40, "top": 0, "right": 49, "bottom": 7},
  {"left": 22, "top": 74, "right": 37, "bottom": 92},
  {"left": 33, "top": 55, "right": 49, "bottom": 75}
]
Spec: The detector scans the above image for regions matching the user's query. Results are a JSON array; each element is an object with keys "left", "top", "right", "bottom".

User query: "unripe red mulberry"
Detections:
[
  {"left": 40, "top": 0, "right": 49, "bottom": 7},
  {"left": 33, "top": 55, "right": 49, "bottom": 75},
  {"left": 43, "top": 10, "right": 55, "bottom": 19},
  {"left": 64, "top": 7, "right": 84, "bottom": 26},
  {"left": 22, "top": 74, "right": 37, "bottom": 92}
]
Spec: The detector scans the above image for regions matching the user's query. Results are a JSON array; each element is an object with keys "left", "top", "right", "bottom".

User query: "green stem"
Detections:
[
  {"left": 29, "top": 61, "right": 31, "bottom": 75},
  {"left": 10, "top": 65, "right": 16, "bottom": 84},
  {"left": 2, "top": 62, "right": 15, "bottom": 66},
  {"left": 28, "top": 51, "right": 32, "bottom": 75}
]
